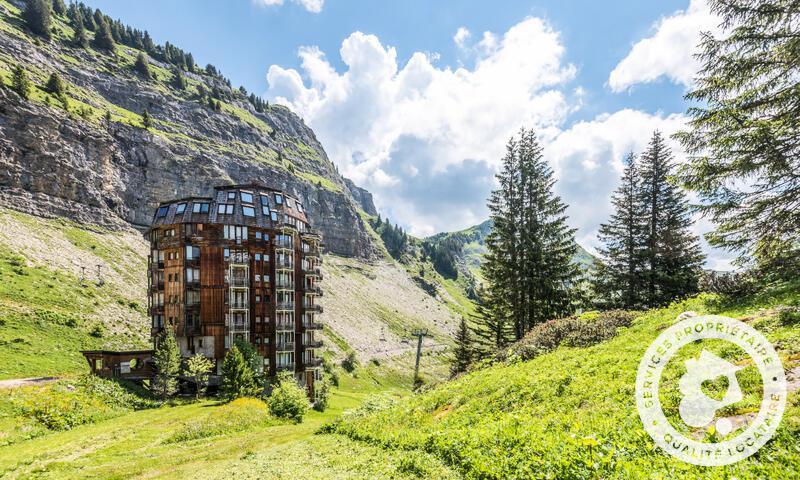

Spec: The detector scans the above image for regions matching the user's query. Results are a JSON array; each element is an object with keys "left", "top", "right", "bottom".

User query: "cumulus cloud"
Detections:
[
  {"left": 608, "top": 0, "right": 720, "bottom": 92},
  {"left": 453, "top": 27, "right": 471, "bottom": 48},
  {"left": 253, "top": 0, "right": 323, "bottom": 14}
]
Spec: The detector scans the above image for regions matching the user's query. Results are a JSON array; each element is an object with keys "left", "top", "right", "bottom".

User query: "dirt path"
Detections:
[{"left": 0, "top": 377, "right": 60, "bottom": 389}]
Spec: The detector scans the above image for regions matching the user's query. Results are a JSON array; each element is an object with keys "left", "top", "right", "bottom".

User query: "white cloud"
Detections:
[
  {"left": 252, "top": 0, "right": 323, "bottom": 13},
  {"left": 453, "top": 27, "right": 471, "bottom": 48},
  {"left": 608, "top": 0, "right": 720, "bottom": 92},
  {"left": 266, "top": 16, "right": 734, "bottom": 268},
  {"left": 267, "top": 17, "right": 576, "bottom": 236}
]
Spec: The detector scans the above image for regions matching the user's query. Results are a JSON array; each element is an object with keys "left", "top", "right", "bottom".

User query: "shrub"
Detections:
[
  {"left": 505, "top": 310, "right": 636, "bottom": 361},
  {"left": 699, "top": 270, "right": 758, "bottom": 296},
  {"left": 165, "top": 398, "right": 278, "bottom": 443},
  {"left": 341, "top": 351, "right": 358, "bottom": 373},
  {"left": 89, "top": 323, "right": 105, "bottom": 338},
  {"left": 322, "top": 357, "right": 339, "bottom": 386},
  {"left": 777, "top": 306, "right": 800, "bottom": 326},
  {"left": 11, "top": 66, "right": 32, "bottom": 100},
  {"left": 45, "top": 72, "right": 66, "bottom": 97},
  {"left": 312, "top": 379, "right": 330, "bottom": 412},
  {"left": 267, "top": 371, "right": 308, "bottom": 423}
]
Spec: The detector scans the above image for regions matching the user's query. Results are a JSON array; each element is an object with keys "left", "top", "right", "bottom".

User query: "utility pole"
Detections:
[{"left": 412, "top": 329, "right": 428, "bottom": 381}]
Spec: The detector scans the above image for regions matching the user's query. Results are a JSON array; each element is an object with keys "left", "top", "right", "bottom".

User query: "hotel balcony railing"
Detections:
[
  {"left": 304, "top": 358, "right": 323, "bottom": 367},
  {"left": 303, "top": 285, "right": 323, "bottom": 296},
  {"left": 230, "top": 301, "right": 249, "bottom": 310},
  {"left": 275, "top": 281, "right": 295, "bottom": 290},
  {"left": 302, "top": 248, "right": 321, "bottom": 259},
  {"left": 151, "top": 281, "right": 165, "bottom": 291},
  {"left": 276, "top": 302, "right": 295, "bottom": 312},
  {"left": 229, "top": 254, "right": 250, "bottom": 265},
  {"left": 227, "top": 322, "right": 249, "bottom": 332},
  {"left": 275, "top": 321, "right": 294, "bottom": 330},
  {"left": 229, "top": 277, "right": 249, "bottom": 287},
  {"left": 185, "top": 257, "right": 200, "bottom": 267},
  {"left": 275, "top": 258, "right": 294, "bottom": 270},
  {"left": 277, "top": 221, "right": 298, "bottom": 232},
  {"left": 275, "top": 341, "right": 295, "bottom": 352},
  {"left": 305, "top": 340, "right": 323, "bottom": 349},
  {"left": 300, "top": 230, "right": 322, "bottom": 241},
  {"left": 303, "top": 303, "right": 323, "bottom": 314},
  {"left": 276, "top": 363, "right": 295, "bottom": 371},
  {"left": 185, "top": 280, "right": 200, "bottom": 289},
  {"left": 303, "top": 267, "right": 323, "bottom": 279},
  {"left": 275, "top": 241, "right": 293, "bottom": 251},
  {"left": 303, "top": 321, "right": 323, "bottom": 330}
]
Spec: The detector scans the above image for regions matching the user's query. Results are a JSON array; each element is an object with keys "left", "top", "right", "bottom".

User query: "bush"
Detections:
[
  {"left": 267, "top": 372, "right": 308, "bottom": 423},
  {"left": 505, "top": 310, "right": 636, "bottom": 361},
  {"left": 322, "top": 357, "right": 339, "bottom": 386},
  {"left": 699, "top": 270, "right": 758, "bottom": 296},
  {"left": 777, "top": 306, "right": 800, "bottom": 326},
  {"left": 341, "top": 351, "right": 358, "bottom": 373},
  {"left": 312, "top": 379, "right": 330, "bottom": 412},
  {"left": 89, "top": 323, "right": 105, "bottom": 338}
]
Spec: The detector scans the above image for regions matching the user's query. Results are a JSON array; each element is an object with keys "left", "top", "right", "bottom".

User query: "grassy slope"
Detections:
[
  {"left": 0, "top": 209, "right": 149, "bottom": 380},
  {"left": 331, "top": 285, "right": 800, "bottom": 479},
  {"left": 0, "top": 369, "right": 456, "bottom": 479}
]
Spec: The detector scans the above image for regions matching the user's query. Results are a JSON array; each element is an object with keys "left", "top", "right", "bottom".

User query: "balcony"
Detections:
[
  {"left": 185, "top": 280, "right": 200, "bottom": 289},
  {"left": 276, "top": 363, "right": 295, "bottom": 371},
  {"left": 275, "top": 341, "right": 295, "bottom": 352},
  {"left": 303, "top": 267, "right": 323, "bottom": 279},
  {"left": 229, "top": 301, "right": 249, "bottom": 310},
  {"left": 300, "top": 230, "right": 322, "bottom": 241},
  {"left": 303, "top": 321, "right": 323, "bottom": 330},
  {"left": 275, "top": 258, "right": 294, "bottom": 270},
  {"left": 278, "top": 221, "right": 298, "bottom": 232},
  {"left": 275, "top": 281, "right": 295, "bottom": 291},
  {"left": 304, "top": 357, "right": 323, "bottom": 367},
  {"left": 275, "top": 241, "right": 294, "bottom": 251},
  {"left": 305, "top": 340, "right": 323, "bottom": 349},
  {"left": 229, "top": 254, "right": 250, "bottom": 265},
  {"left": 303, "top": 285, "right": 323, "bottom": 296},
  {"left": 150, "top": 281, "right": 165, "bottom": 291},
  {"left": 229, "top": 277, "right": 249, "bottom": 288},
  {"left": 276, "top": 302, "right": 295, "bottom": 312},
  {"left": 275, "top": 321, "right": 294, "bottom": 330},
  {"left": 228, "top": 321, "right": 249, "bottom": 332},
  {"left": 302, "top": 248, "right": 321, "bottom": 259},
  {"left": 303, "top": 303, "right": 323, "bottom": 314}
]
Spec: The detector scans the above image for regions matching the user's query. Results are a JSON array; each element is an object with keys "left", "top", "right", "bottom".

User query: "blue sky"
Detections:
[{"left": 85, "top": 0, "right": 730, "bottom": 268}]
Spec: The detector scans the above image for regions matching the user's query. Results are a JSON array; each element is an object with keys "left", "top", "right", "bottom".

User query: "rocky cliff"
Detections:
[{"left": 0, "top": 1, "right": 377, "bottom": 258}]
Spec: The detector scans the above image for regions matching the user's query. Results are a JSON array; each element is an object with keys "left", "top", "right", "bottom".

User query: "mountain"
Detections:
[
  {"left": 0, "top": 0, "right": 461, "bottom": 379},
  {"left": 425, "top": 219, "right": 598, "bottom": 282}
]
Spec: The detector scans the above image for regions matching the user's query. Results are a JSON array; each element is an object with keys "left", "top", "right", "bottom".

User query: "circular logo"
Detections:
[{"left": 635, "top": 314, "right": 787, "bottom": 466}]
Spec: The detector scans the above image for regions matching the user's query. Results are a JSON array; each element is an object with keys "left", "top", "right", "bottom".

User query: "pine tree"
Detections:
[
  {"left": 134, "top": 52, "right": 151, "bottom": 79},
  {"left": 142, "top": 30, "right": 154, "bottom": 52},
  {"left": 450, "top": 317, "right": 473, "bottom": 376},
  {"left": 675, "top": 0, "right": 800, "bottom": 279},
  {"left": 220, "top": 345, "right": 257, "bottom": 400},
  {"left": 151, "top": 330, "right": 180, "bottom": 400},
  {"left": 593, "top": 153, "right": 647, "bottom": 309},
  {"left": 480, "top": 129, "right": 580, "bottom": 341},
  {"left": 23, "top": 0, "right": 51, "bottom": 39},
  {"left": 184, "top": 353, "right": 213, "bottom": 400},
  {"left": 11, "top": 66, "right": 32, "bottom": 100},
  {"left": 52, "top": 0, "right": 66, "bottom": 16},
  {"left": 639, "top": 131, "right": 704, "bottom": 306},
  {"left": 72, "top": 12, "right": 88, "bottom": 48},
  {"left": 92, "top": 16, "right": 115, "bottom": 52},
  {"left": 45, "top": 72, "right": 66, "bottom": 97},
  {"left": 171, "top": 66, "right": 187, "bottom": 90},
  {"left": 141, "top": 109, "right": 152, "bottom": 129},
  {"left": 469, "top": 288, "right": 513, "bottom": 356}
]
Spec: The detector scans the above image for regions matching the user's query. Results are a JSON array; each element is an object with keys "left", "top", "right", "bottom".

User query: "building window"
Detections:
[
  {"left": 274, "top": 194, "right": 283, "bottom": 205},
  {"left": 262, "top": 206, "right": 270, "bottom": 216},
  {"left": 242, "top": 206, "right": 255, "bottom": 217},
  {"left": 255, "top": 295, "right": 261, "bottom": 303},
  {"left": 260, "top": 195, "right": 269, "bottom": 206},
  {"left": 255, "top": 274, "right": 261, "bottom": 282},
  {"left": 256, "top": 316, "right": 261, "bottom": 323},
  {"left": 270, "top": 211, "right": 278, "bottom": 222},
  {"left": 192, "top": 202, "right": 210, "bottom": 214},
  {"left": 175, "top": 203, "right": 187, "bottom": 214},
  {"left": 285, "top": 198, "right": 293, "bottom": 208},
  {"left": 296, "top": 203, "right": 304, "bottom": 213},
  {"left": 241, "top": 192, "right": 254, "bottom": 204},
  {"left": 186, "top": 268, "right": 200, "bottom": 283},
  {"left": 223, "top": 248, "right": 230, "bottom": 259},
  {"left": 256, "top": 337, "right": 261, "bottom": 345},
  {"left": 227, "top": 191, "right": 237, "bottom": 201},
  {"left": 186, "top": 245, "right": 200, "bottom": 260},
  {"left": 224, "top": 225, "right": 248, "bottom": 240},
  {"left": 156, "top": 206, "right": 168, "bottom": 217},
  {"left": 255, "top": 231, "right": 262, "bottom": 240},
  {"left": 217, "top": 203, "right": 234, "bottom": 215}
]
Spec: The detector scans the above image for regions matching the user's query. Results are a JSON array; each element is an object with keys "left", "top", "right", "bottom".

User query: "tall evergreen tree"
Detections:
[
  {"left": 171, "top": 66, "right": 187, "bottom": 90},
  {"left": 72, "top": 12, "right": 88, "bottom": 48},
  {"left": 45, "top": 72, "right": 66, "bottom": 97},
  {"left": 52, "top": 0, "right": 67, "bottom": 16},
  {"left": 151, "top": 330, "right": 180, "bottom": 400},
  {"left": 92, "top": 16, "right": 115, "bottom": 52},
  {"left": 220, "top": 345, "right": 257, "bottom": 400},
  {"left": 639, "top": 131, "right": 704, "bottom": 306},
  {"left": 593, "top": 153, "right": 647, "bottom": 309},
  {"left": 450, "top": 317, "right": 473, "bottom": 376},
  {"left": 675, "top": 0, "right": 800, "bottom": 278},
  {"left": 23, "top": 0, "right": 51, "bottom": 39},
  {"left": 141, "top": 109, "right": 152, "bottom": 129},
  {"left": 479, "top": 129, "right": 579, "bottom": 342},
  {"left": 134, "top": 52, "right": 151, "bottom": 79},
  {"left": 11, "top": 66, "right": 32, "bottom": 100}
]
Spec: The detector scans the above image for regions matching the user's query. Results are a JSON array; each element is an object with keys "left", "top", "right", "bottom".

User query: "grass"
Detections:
[{"left": 330, "top": 285, "right": 800, "bottom": 479}]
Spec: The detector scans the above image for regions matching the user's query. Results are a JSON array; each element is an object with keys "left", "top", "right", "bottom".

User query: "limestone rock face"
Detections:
[{"left": 0, "top": 29, "right": 378, "bottom": 258}]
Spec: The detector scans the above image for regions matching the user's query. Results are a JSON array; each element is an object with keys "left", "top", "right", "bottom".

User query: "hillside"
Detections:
[
  {"left": 0, "top": 0, "right": 375, "bottom": 258},
  {"left": 330, "top": 286, "right": 800, "bottom": 479}
]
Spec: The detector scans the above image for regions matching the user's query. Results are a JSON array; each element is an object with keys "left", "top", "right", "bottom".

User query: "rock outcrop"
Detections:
[{"left": 0, "top": 20, "right": 378, "bottom": 258}]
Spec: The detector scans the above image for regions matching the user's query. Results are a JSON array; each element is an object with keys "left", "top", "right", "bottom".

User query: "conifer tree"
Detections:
[
  {"left": 52, "top": 0, "right": 66, "bottom": 16},
  {"left": 675, "top": 0, "right": 800, "bottom": 278},
  {"left": 152, "top": 330, "right": 180, "bottom": 400},
  {"left": 639, "top": 131, "right": 704, "bottom": 306},
  {"left": 141, "top": 109, "right": 152, "bottom": 129},
  {"left": 184, "top": 354, "right": 212, "bottom": 400},
  {"left": 23, "top": 0, "right": 51, "bottom": 39},
  {"left": 469, "top": 288, "right": 513, "bottom": 356},
  {"left": 450, "top": 317, "right": 473, "bottom": 376},
  {"left": 593, "top": 153, "right": 647, "bottom": 309},
  {"left": 72, "top": 13, "right": 88, "bottom": 48},
  {"left": 142, "top": 30, "right": 155, "bottom": 52},
  {"left": 134, "top": 52, "right": 151, "bottom": 79},
  {"left": 92, "top": 16, "right": 115, "bottom": 52},
  {"left": 220, "top": 345, "right": 257, "bottom": 400},
  {"left": 11, "top": 66, "right": 32, "bottom": 100},
  {"left": 45, "top": 72, "right": 66, "bottom": 97},
  {"left": 171, "top": 66, "right": 187, "bottom": 90}
]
